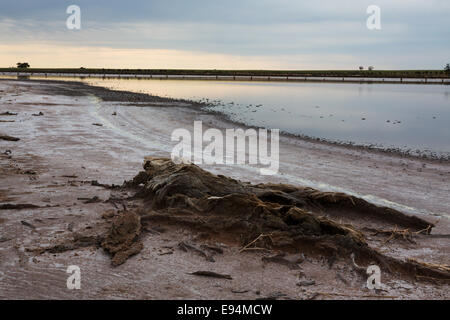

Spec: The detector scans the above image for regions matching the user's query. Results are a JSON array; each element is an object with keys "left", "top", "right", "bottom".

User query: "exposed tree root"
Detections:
[
  {"left": 251, "top": 184, "right": 434, "bottom": 231},
  {"left": 126, "top": 157, "right": 448, "bottom": 282},
  {"left": 23, "top": 157, "right": 448, "bottom": 279}
]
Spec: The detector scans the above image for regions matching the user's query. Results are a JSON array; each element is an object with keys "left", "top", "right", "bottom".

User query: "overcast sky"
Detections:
[{"left": 0, "top": 0, "right": 449, "bottom": 69}]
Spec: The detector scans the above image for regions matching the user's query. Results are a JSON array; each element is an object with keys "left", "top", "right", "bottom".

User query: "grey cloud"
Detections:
[{"left": 0, "top": 0, "right": 449, "bottom": 68}]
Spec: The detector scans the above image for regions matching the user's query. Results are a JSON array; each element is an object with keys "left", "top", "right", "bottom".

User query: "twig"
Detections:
[
  {"left": 190, "top": 271, "right": 232, "bottom": 280},
  {"left": 414, "top": 225, "right": 432, "bottom": 235},
  {"left": 371, "top": 226, "right": 415, "bottom": 245},
  {"left": 416, "top": 275, "right": 450, "bottom": 282},
  {"left": 239, "top": 233, "right": 272, "bottom": 253},
  {"left": 350, "top": 253, "right": 366, "bottom": 274}
]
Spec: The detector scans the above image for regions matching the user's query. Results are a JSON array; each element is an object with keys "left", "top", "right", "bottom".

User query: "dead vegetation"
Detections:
[
  {"left": 28, "top": 210, "right": 143, "bottom": 266},
  {"left": 101, "top": 211, "right": 143, "bottom": 266},
  {"left": 126, "top": 157, "right": 448, "bottom": 282},
  {"left": 24, "top": 157, "right": 449, "bottom": 283}
]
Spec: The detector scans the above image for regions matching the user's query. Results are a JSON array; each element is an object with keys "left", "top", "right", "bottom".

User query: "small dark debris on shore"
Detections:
[
  {"left": 77, "top": 196, "right": 102, "bottom": 204},
  {"left": 61, "top": 174, "right": 78, "bottom": 178},
  {"left": 261, "top": 252, "right": 304, "bottom": 270},
  {"left": 189, "top": 271, "right": 232, "bottom": 280},
  {"left": 21, "top": 220, "right": 36, "bottom": 229},
  {"left": 178, "top": 241, "right": 216, "bottom": 262},
  {"left": 0, "top": 135, "right": 20, "bottom": 141},
  {"left": 157, "top": 248, "right": 174, "bottom": 255},
  {"left": 0, "top": 111, "right": 17, "bottom": 116},
  {"left": 90, "top": 180, "right": 121, "bottom": 189},
  {"left": 32, "top": 112, "right": 44, "bottom": 116},
  {"left": 67, "top": 222, "right": 74, "bottom": 232},
  {"left": 256, "top": 292, "right": 287, "bottom": 300},
  {"left": 231, "top": 289, "right": 249, "bottom": 294},
  {"left": 22, "top": 170, "right": 36, "bottom": 175},
  {"left": 297, "top": 279, "right": 316, "bottom": 286},
  {"left": 0, "top": 237, "right": 12, "bottom": 243},
  {"left": 92, "top": 123, "right": 103, "bottom": 126},
  {"left": 0, "top": 203, "right": 40, "bottom": 210},
  {"left": 200, "top": 243, "right": 224, "bottom": 254}
]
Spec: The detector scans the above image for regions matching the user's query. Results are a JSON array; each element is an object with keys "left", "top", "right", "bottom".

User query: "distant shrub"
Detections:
[
  {"left": 445, "top": 64, "right": 450, "bottom": 73},
  {"left": 16, "top": 62, "right": 30, "bottom": 68}
]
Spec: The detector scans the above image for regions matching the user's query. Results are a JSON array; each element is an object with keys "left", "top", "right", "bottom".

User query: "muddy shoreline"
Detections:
[
  {"left": 1, "top": 78, "right": 449, "bottom": 163},
  {"left": 0, "top": 79, "right": 449, "bottom": 299},
  {"left": 202, "top": 105, "right": 450, "bottom": 163}
]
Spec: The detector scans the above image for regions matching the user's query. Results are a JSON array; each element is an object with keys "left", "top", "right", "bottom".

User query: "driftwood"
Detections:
[
  {"left": 190, "top": 271, "right": 232, "bottom": 280},
  {"left": 0, "top": 135, "right": 20, "bottom": 142}
]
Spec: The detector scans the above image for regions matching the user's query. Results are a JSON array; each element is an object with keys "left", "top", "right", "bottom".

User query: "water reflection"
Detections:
[
  {"left": 82, "top": 78, "right": 450, "bottom": 157},
  {"left": 3, "top": 76, "right": 449, "bottom": 157}
]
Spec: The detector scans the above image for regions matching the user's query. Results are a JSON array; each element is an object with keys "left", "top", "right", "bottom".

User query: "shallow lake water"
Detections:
[{"left": 4, "top": 76, "right": 450, "bottom": 157}]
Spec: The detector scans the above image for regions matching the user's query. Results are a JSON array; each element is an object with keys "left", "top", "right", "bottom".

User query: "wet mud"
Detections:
[{"left": 1, "top": 79, "right": 448, "bottom": 299}]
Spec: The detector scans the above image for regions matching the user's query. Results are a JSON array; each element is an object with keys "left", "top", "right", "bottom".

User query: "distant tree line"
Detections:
[{"left": 3, "top": 65, "right": 449, "bottom": 78}]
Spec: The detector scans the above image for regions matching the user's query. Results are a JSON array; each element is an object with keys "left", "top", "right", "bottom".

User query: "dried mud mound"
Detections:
[
  {"left": 101, "top": 211, "right": 143, "bottom": 266},
  {"left": 28, "top": 210, "right": 143, "bottom": 267},
  {"left": 128, "top": 157, "right": 449, "bottom": 281}
]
